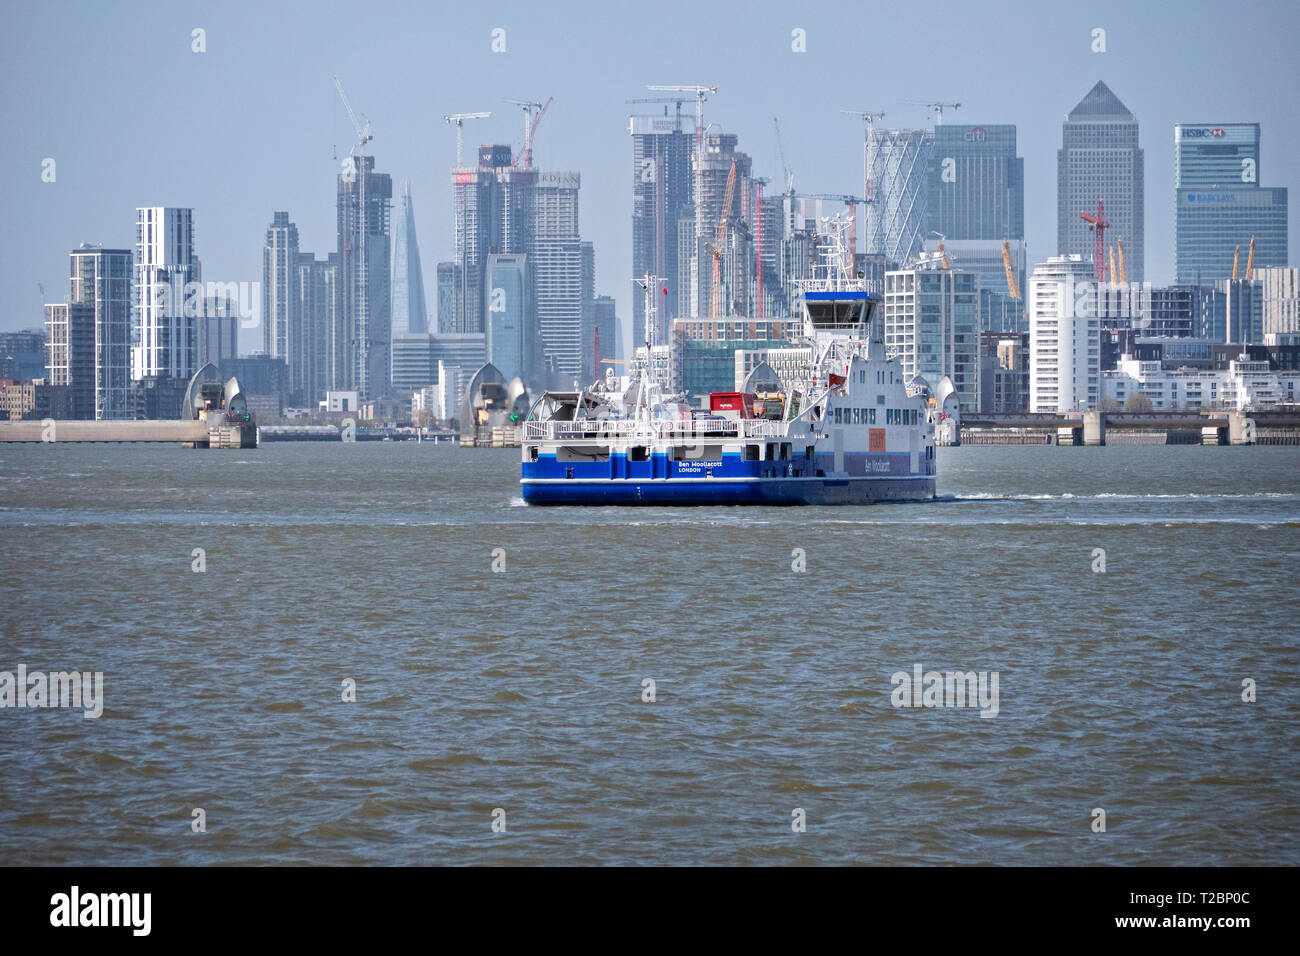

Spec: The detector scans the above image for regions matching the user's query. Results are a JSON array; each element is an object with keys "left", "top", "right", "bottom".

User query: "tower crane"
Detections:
[
  {"left": 902, "top": 100, "right": 961, "bottom": 124},
  {"left": 505, "top": 97, "right": 551, "bottom": 167},
  {"left": 334, "top": 74, "right": 372, "bottom": 159},
  {"left": 625, "top": 95, "right": 689, "bottom": 125},
  {"left": 1245, "top": 235, "right": 1256, "bottom": 280},
  {"left": 773, "top": 117, "right": 794, "bottom": 195},
  {"left": 706, "top": 158, "right": 738, "bottom": 317},
  {"left": 1232, "top": 244, "right": 1241, "bottom": 281},
  {"left": 1081, "top": 200, "right": 1109, "bottom": 282},
  {"left": 929, "top": 231, "right": 950, "bottom": 269},
  {"left": 646, "top": 84, "right": 715, "bottom": 152},
  {"left": 1002, "top": 239, "right": 1026, "bottom": 326},
  {"left": 774, "top": 117, "right": 798, "bottom": 238},
  {"left": 443, "top": 112, "right": 491, "bottom": 166},
  {"left": 1001, "top": 240, "right": 1021, "bottom": 299},
  {"left": 841, "top": 109, "right": 885, "bottom": 201}
]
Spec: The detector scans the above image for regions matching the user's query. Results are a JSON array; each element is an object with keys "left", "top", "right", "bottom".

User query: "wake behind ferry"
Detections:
[{"left": 520, "top": 227, "right": 937, "bottom": 506}]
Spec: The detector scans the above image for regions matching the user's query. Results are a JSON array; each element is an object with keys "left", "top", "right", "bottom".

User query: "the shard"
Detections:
[{"left": 392, "top": 179, "right": 428, "bottom": 336}]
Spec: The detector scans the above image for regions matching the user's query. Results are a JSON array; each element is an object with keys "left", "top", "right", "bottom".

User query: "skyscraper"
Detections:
[
  {"left": 297, "top": 252, "right": 336, "bottom": 407},
  {"left": 924, "top": 124, "right": 1025, "bottom": 299},
  {"left": 435, "top": 262, "right": 460, "bottom": 333},
  {"left": 866, "top": 128, "right": 934, "bottom": 267},
  {"left": 592, "top": 294, "right": 616, "bottom": 369},
  {"left": 449, "top": 145, "right": 532, "bottom": 337},
  {"left": 391, "top": 179, "right": 428, "bottom": 336},
  {"left": 133, "top": 206, "right": 199, "bottom": 381},
  {"left": 1174, "top": 123, "right": 1288, "bottom": 284},
  {"left": 485, "top": 253, "right": 527, "bottom": 382},
  {"left": 532, "top": 170, "right": 585, "bottom": 378},
  {"left": 927, "top": 124, "right": 1024, "bottom": 241},
  {"left": 630, "top": 110, "right": 694, "bottom": 334},
  {"left": 1058, "top": 81, "right": 1145, "bottom": 282},
  {"left": 263, "top": 212, "right": 301, "bottom": 400},
  {"left": 69, "top": 245, "right": 133, "bottom": 419},
  {"left": 336, "top": 155, "right": 392, "bottom": 399}
]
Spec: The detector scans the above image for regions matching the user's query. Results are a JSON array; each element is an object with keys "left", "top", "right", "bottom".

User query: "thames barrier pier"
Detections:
[
  {"left": 955, "top": 409, "right": 1300, "bottom": 446},
  {"left": 0, "top": 363, "right": 257, "bottom": 449}
]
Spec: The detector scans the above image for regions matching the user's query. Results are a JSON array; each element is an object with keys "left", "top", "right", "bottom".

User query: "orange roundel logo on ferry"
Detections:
[{"left": 869, "top": 428, "right": 886, "bottom": 453}]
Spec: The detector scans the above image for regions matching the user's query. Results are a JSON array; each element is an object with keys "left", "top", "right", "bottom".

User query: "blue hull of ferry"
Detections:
[
  {"left": 521, "top": 477, "right": 935, "bottom": 505},
  {"left": 521, "top": 451, "right": 935, "bottom": 505}
]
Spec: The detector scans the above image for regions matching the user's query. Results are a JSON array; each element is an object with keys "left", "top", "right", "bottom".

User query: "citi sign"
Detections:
[
  {"left": 1183, "top": 127, "right": 1226, "bottom": 138},
  {"left": 963, "top": 126, "right": 986, "bottom": 142}
]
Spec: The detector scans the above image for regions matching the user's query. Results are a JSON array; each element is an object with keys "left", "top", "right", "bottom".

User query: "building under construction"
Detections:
[{"left": 630, "top": 110, "right": 694, "bottom": 345}]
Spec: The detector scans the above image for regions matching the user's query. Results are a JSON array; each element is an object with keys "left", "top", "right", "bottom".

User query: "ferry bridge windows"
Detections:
[
  {"left": 744, "top": 444, "right": 760, "bottom": 461},
  {"left": 834, "top": 407, "right": 894, "bottom": 426},
  {"left": 630, "top": 446, "right": 650, "bottom": 462}
]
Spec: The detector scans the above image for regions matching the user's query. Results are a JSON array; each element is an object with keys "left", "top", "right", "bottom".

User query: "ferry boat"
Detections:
[{"left": 520, "top": 224, "right": 936, "bottom": 505}]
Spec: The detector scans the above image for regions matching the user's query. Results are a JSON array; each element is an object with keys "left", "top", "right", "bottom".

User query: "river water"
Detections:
[{"left": 1, "top": 442, "right": 1297, "bottom": 865}]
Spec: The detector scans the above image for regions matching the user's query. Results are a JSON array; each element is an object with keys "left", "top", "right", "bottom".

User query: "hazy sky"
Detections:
[{"left": 3, "top": 0, "right": 1297, "bottom": 346}]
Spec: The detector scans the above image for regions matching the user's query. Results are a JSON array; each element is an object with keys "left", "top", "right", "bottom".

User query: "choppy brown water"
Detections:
[{"left": 1, "top": 442, "right": 1297, "bottom": 864}]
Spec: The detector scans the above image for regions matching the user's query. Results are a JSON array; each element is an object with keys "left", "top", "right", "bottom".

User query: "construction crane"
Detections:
[
  {"left": 1232, "top": 244, "right": 1241, "bottom": 281},
  {"left": 841, "top": 109, "right": 885, "bottom": 202},
  {"left": 505, "top": 97, "right": 551, "bottom": 167},
  {"left": 1245, "top": 235, "right": 1256, "bottom": 280},
  {"left": 929, "top": 231, "right": 950, "bottom": 269},
  {"left": 1117, "top": 238, "right": 1128, "bottom": 286},
  {"left": 1080, "top": 200, "right": 1109, "bottom": 282},
  {"left": 902, "top": 100, "right": 961, "bottom": 124},
  {"left": 625, "top": 95, "right": 689, "bottom": 123},
  {"left": 647, "top": 84, "right": 715, "bottom": 150},
  {"left": 1001, "top": 240, "right": 1021, "bottom": 299},
  {"left": 707, "top": 158, "right": 738, "bottom": 317},
  {"left": 334, "top": 74, "right": 372, "bottom": 159},
  {"left": 443, "top": 112, "right": 491, "bottom": 166},
  {"left": 773, "top": 118, "right": 793, "bottom": 192}
]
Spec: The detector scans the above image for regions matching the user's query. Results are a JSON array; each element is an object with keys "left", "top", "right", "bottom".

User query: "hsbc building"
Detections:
[{"left": 1174, "top": 122, "right": 1288, "bottom": 285}]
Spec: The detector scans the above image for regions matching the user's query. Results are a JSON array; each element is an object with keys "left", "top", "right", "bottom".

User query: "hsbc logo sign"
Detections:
[{"left": 1183, "top": 127, "right": 1226, "bottom": 138}]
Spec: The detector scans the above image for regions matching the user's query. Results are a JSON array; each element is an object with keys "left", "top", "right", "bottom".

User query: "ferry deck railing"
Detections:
[{"left": 524, "top": 418, "right": 784, "bottom": 442}]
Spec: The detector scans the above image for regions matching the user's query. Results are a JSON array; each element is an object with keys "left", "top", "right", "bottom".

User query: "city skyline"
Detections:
[{"left": 4, "top": 0, "right": 1298, "bottom": 351}]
